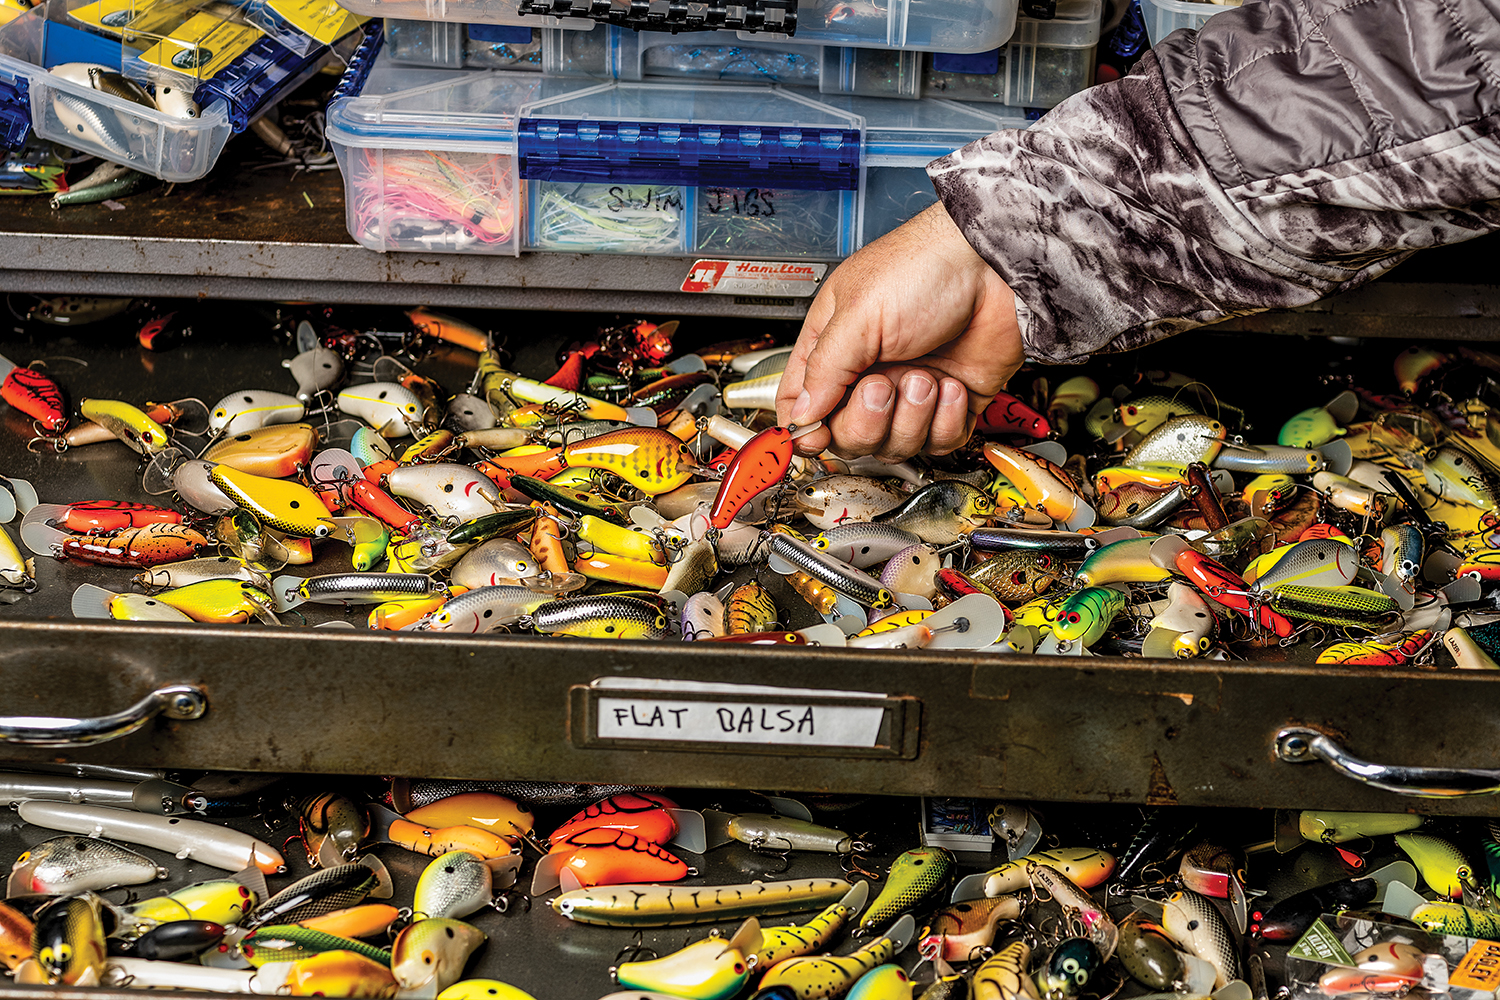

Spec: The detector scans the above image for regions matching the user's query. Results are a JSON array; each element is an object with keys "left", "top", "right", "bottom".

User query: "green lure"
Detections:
[
  {"left": 1278, "top": 407, "right": 1344, "bottom": 448},
  {"left": 860, "top": 847, "right": 956, "bottom": 933},
  {"left": 1052, "top": 586, "right": 1129, "bottom": 646},
  {"left": 240, "top": 924, "right": 391, "bottom": 967}
]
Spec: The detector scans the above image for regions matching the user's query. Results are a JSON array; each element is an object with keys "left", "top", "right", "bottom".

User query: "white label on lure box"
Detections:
[
  {"left": 592, "top": 678, "right": 884, "bottom": 747},
  {"left": 681, "top": 260, "right": 827, "bottom": 296}
]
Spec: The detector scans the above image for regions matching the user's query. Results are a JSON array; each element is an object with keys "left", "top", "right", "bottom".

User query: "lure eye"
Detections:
[{"left": 1067, "top": 612, "right": 1081, "bottom": 624}]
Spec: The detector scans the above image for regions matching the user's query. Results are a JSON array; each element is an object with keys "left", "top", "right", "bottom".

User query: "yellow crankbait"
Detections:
[
  {"left": 561, "top": 428, "right": 699, "bottom": 495},
  {"left": 153, "top": 579, "right": 279, "bottom": 624},
  {"left": 209, "top": 466, "right": 336, "bottom": 538},
  {"left": 78, "top": 398, "right": 170, "bottom": 454}
]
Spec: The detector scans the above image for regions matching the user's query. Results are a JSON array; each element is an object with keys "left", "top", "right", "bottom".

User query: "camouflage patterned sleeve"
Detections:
[{"left": 927, "top": 0, "right": 1500, "bottom": 366}]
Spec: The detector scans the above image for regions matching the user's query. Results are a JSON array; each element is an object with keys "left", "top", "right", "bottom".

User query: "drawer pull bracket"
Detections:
[
  {"left": 0, "top": 684, "right": 208, "bottom": 747},
  {"left": 1276, "top": 726, "right": 1500, "bottom": 798}
]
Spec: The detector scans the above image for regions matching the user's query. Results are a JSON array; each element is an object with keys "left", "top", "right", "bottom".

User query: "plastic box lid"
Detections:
[
  {"left": 1006, "top": 0, "right": 1102, "bottom": 47},
  {"left": 517, "top": 81, "right": 863, "bottom": 190},
  {"left": 818, "top": 93, "right": 1016, "bottom": 161}
]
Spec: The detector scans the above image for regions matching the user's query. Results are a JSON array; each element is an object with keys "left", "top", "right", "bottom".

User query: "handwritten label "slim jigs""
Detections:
[{"left": 596, "top": 696, "right": 885, "bottom": 748}]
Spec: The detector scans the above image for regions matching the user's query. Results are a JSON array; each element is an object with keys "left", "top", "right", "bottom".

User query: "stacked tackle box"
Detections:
[{"left": 327, "top": 0, "right": 1114, "bottom": 258}]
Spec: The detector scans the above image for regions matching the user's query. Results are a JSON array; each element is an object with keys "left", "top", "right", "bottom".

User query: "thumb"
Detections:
[{"left": 787, "top": 309, "right": 879, "bottom": 427}]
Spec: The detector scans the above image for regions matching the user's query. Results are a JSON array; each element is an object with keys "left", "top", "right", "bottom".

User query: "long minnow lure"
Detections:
[
  {"left": 767, "top": 533, "right": 893, "bottom": 609},
  {"left": 530, "top": 595, "right": 671, "bottom": 639},
  {"left": 966, "top": 528, "right": 1096, "bottom": 558},
  {"left": 812, "top": 523, "right": 922, "bottom": 568},
  {"left": 274, "top": 572, "right": 446, "bottom": 612},
  {"left": 552, "top": 877, "right": 853, "bottom": 927},
  {"left": 751, "top": 881, "right": 869, "bottom": 970},
  {"left": 16, "top": 801, "right": 284, "bottom": 874},
  {"left": 1269, "top": 584, "right": 1400, "bottom": 627}
]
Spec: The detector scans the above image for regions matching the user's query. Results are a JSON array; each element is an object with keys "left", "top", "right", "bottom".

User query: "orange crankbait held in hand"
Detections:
[{"left": 710, "top": 426, "right": 795, "bottom": 530}]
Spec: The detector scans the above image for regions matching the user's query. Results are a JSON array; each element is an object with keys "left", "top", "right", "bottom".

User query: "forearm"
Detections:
[{"left": 930, "top": 0, "right": 1500, "bottom": 365}]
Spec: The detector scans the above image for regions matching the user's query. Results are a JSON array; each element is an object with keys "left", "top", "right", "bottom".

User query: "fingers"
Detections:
[
  {"left": 776, "top": 283, "right": 837, "bottom": 428},
  {"left": 821, "top": 368, "right": 971, "bottom": 462},
  {"left": 789, "top": 307, "right": 880, "bottom": 428}
]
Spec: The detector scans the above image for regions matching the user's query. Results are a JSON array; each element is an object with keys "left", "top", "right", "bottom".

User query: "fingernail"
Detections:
[
  {"left": 903, "top": 374, "right": 934, "bottom": 405},
  {"left": 940, "top": 379, "right": 965, "bottom": 405},
  {"left": 789, "top": 390, "right": 811, "bottom": 424},
  {"left": 862, "top": 381, "right": 894, "bottom": 412}
]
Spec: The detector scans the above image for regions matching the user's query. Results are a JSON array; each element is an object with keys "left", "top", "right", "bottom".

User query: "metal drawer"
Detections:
[{"left": 2, "top": 324, "right": 1499, "bottom": 817}]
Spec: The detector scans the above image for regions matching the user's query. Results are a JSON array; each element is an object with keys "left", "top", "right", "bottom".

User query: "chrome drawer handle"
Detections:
[
  {"left": 0, "top": 685, "right": 207, "bottom": 747},
  {"left": 1276, "top": 726, "right": 1500, "bottom": 798}
]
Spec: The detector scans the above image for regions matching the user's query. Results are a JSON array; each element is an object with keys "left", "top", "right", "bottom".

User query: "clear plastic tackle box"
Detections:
[
  {"left": 819, "top": 92, "right": 1025, "bottom": 246},
  {"left": 922, "top": 0, "right": 1100, "bottom": 108},
  {"left": 385, "top": 19, "right": 921, "bottom": 97},
  {"left": 1138, "top": 0, "right": 1234, "bottom": 43},
  {"left": 0, "top": 0, "right": 370, "bottom": 181},
  {"left": 516, "top": 80, "right": 862, "bottom": 258}
]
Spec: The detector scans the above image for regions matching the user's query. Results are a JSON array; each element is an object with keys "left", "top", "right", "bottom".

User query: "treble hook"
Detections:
[
  {"left": 749, "top": 838, "right": 793, "bottom": 875},
  {"left": 842, "top": 852, "right": 883, "bottom": 882}
]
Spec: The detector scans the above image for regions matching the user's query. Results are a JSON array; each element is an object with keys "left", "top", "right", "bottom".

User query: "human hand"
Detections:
[{"left": 775, "top": 201, "right": 1023, "bottom": 461}]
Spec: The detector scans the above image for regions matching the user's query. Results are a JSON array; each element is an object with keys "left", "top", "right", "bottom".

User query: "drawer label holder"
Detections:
[{"left": 571, "top": 678, "right": 920, "bottom": 758}]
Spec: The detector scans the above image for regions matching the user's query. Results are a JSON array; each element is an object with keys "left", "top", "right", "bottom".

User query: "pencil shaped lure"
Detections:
[
  {"left": 16, "top": 801, "right": 285, "bottom": 874},
  {"left": 554, "top": 878, "right": 853, "bottom": 927}
]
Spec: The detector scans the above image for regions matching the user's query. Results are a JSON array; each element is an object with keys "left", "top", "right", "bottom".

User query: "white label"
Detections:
[
  {"left": 680, "top": 260, "right": 827, "bottom": 297},
  {"left": 596, "top": 696, "right": 884, "bottom": 748}
]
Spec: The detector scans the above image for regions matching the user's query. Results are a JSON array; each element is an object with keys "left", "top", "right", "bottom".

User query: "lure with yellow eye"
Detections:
[
  {"left": 576, "top": 552, "right": 669, "bottom": 589},
  {"left": 203, "top": 423, "right": 318, "bottom": 478},
  {"left": 153, "top": 579, "right": 277, "bottom": 624},
  {"left": 561, "top": 428, "right": 698, "bottom": 495},
  {"left": 208, "top": 390, "right": 306, "bottom": 436},
  {"left": 32, "top": 892, "right": 107, "bottom": 985},
  {"left": 210, "top": 466, "right": 335, "bottom": 538},
  {"left": 338, "top": 383, "right": 425, "bottom": 438},
  {"left": 615, "top": 918, "right": 762, "bottom": 1000},
  {"left": 287, "top": 949, "right": 398, "bottom": 998},
  {"left": 78, "top": 398, "right": 170, "bottom": 454},
  {"left": 370, "top": 592, "right": 460, "bottom": 631}
]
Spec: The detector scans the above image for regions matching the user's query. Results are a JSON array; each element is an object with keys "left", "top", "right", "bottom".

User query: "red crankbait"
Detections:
[
  {"left": 59, "top": 523, "right": 211, "bottom": 568},
  {"left": 0, "top": 355, "right": 67, "bottom": 432},
  {"left": 548, "top": 793, "right": 679, "bottom": 848},
  {"left": 60, "top": 500, "right": 183, "bottom": 533},
  {"left": 976, "top": 392, "right": 1051, "bottom": 438},
  {"left": 1173, "top": 546, "right": 1293, "bottom": 638},
  {"left": 709, "top": 426, "right": 794, "bottom": 530}
]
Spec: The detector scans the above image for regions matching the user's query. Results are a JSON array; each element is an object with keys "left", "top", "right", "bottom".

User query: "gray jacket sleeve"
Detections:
[{"left": 926, "top": 0, "right": 1500, "bottom": 365}]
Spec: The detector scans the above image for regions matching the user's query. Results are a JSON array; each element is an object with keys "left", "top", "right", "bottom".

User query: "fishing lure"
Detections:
[
  {"left": 16, "top": 801, "right": 284, "bottom": 874},
  {"left": 77, "top": 398, "right": 170, "bottom": 454},
  {"left": 1118, "top": 915, "right": 1186, "bottom": 991},
  {"left": 1317, "top": 941, "right": 1425, "bottom": 996},
  {"left": 1050, "top": 586, "right": 1129, "bottom": 648},
  {"left": 753, "top": 881, "right": 869, "bottom": 970},
  {"left": 8, "top": 836, "right": 166, "bottom": 896},
  {"left": 614, "top": 918, "right": 762, "bottom": 1000},
  {"left": 549, "top": 792, "right": 677, "bottom": 847},
  {"left": 387, "top": 463, "right": 504, "bottom": 521},
  {"left": 293, "top": 791, "right": 370, "bottom": 868},
  {"left": 148, "top": 579, "right": 278, "bottom": 624},
  {"left": 0, "top": 900, "right": 32, "bottom": 970},
  {"left": 44, "top": 522, "right": 211, "bottom": 569},
  {"left": 531, "top": 594, "right": 671, "bottom": 639},
  {"left": 1036, "top": 938, "right": 1100, "bottom": 999},
  {"left": 1317, "top": 629, "right": 1432, "bottom": 666},
  {"left": 338, "top": 382, "right": 426, "bottom": 438},
  {"left": 1161, "top": 890, "right": 1239, "bottom": 989},
  {"left": 32, "top": 892, "right": 108, "bottom": 985},
  {"left": 1394, "top": 832, "right": 1470, "bottom": 898},
  {"left": 1095, "top": 482, "right": 1190, "bottom": 529},
  {"left": 980, "top": 847, "right": 1117, "bottom": 897},
  {"left": 757, "top": 915, "right": 915, "bottom": 1000},
  {"left": 0, "top": 524, "right": 35, "bottom": 591},
  {"left": 509, "top": 475, "right": 631, "bottom": 526},
  {"left": 285, "top": 949, "right": 399, "bottom": 998},
  {"left": 861, "top": 847, "right": 955, "bottom": 932},
  {"left": 982, "top": 443, "right": 1091, "bottom": 530},
  {"left": 1269, "top": 585, "right": 1400, "bottom": 628},
  {"left": 446, "top": 508, "right": 542, "bottom": 547},
  {"left": 1249, "top": 876, "right": 1377, "bottom": 941},
  {"left": 414, "top": 850, "right": 522, "bottom": 919},
  {"left": 439, "top": 980, "right": 537, "bottom": 1000},
  {"left": 243, "top": 859, "right": 394, "bottom": 929},
  {"left": 240, "top": 924, "right": 392, "bottom": 967},
  {"left": 710, "top": 426, "right": 795, "bottom": 530},
  {"left": 726, "top": 581, "right": 779, "bottom": 634},
  {"left": 972, "top": 940, "right": 1036, "bottom": 1000},
  {"left": 1028, "top": 865, "right": 1117, "bottom": 962},
  {"left": 542, "top": 828, "right": 690, "bottom": 891},
  {"left": 725, "top": 814, "right": 858, "bottom": 854},
  {"left": 918, "top": 895, "right": 1023, "bottom": 961},
  {"left": 792, "top": 476, "right": 906, "bottom": 532},
  {"left": 210, "top": 466, "right": 334, "bottom": 538},
  {"left": 208, "top": 390, "right": 305, "bottom": 436},
  {"left": 554, "top": 877, "right": 853, "bottom": 927},
  {"left": 419, "top": 586, "right": 549, "bottom": 633},
  {"left": 121, "top": 920, "right": 224, "bottom": 962},
  {"left": 391, "top": 918, "right": 487, "bottom": 994},
  {"left": 768, "top": 533, "right": 894, "bottom": 609},
  {"left": 164, "top": 877, "right": 260, "bottom": 924},
  {"left": 560, "top": 428, "right": 699, "bottom": 495},
  {"left": 977, "top": 392, "right": 1051, "bottom": 438},
  {"left": 1411, "top": 900, "right": 1500, "bottom": 940},
  {"left": 873, "top": 481, "right": 998, "bottom": 543},
  {"left": 1152, "top": 537, "right": 1293, "bottom": 637},
  {"left": 1244, "top": 537, "right": 1359, "bottom": 591},
  {"left": 1, "top": 354, "right": 67, "bottom": 431},
  {"left": 299, "top": 903, "right": 402, "bottom": 939}
]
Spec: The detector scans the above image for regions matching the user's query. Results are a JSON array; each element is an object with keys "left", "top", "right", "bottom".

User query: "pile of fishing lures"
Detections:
[
  {"left": 5, "top": 768, "right": 1500, "bottom": 1000},
  {"left": 9, "top": 308, "right": 1500, "bottom": 667}
]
